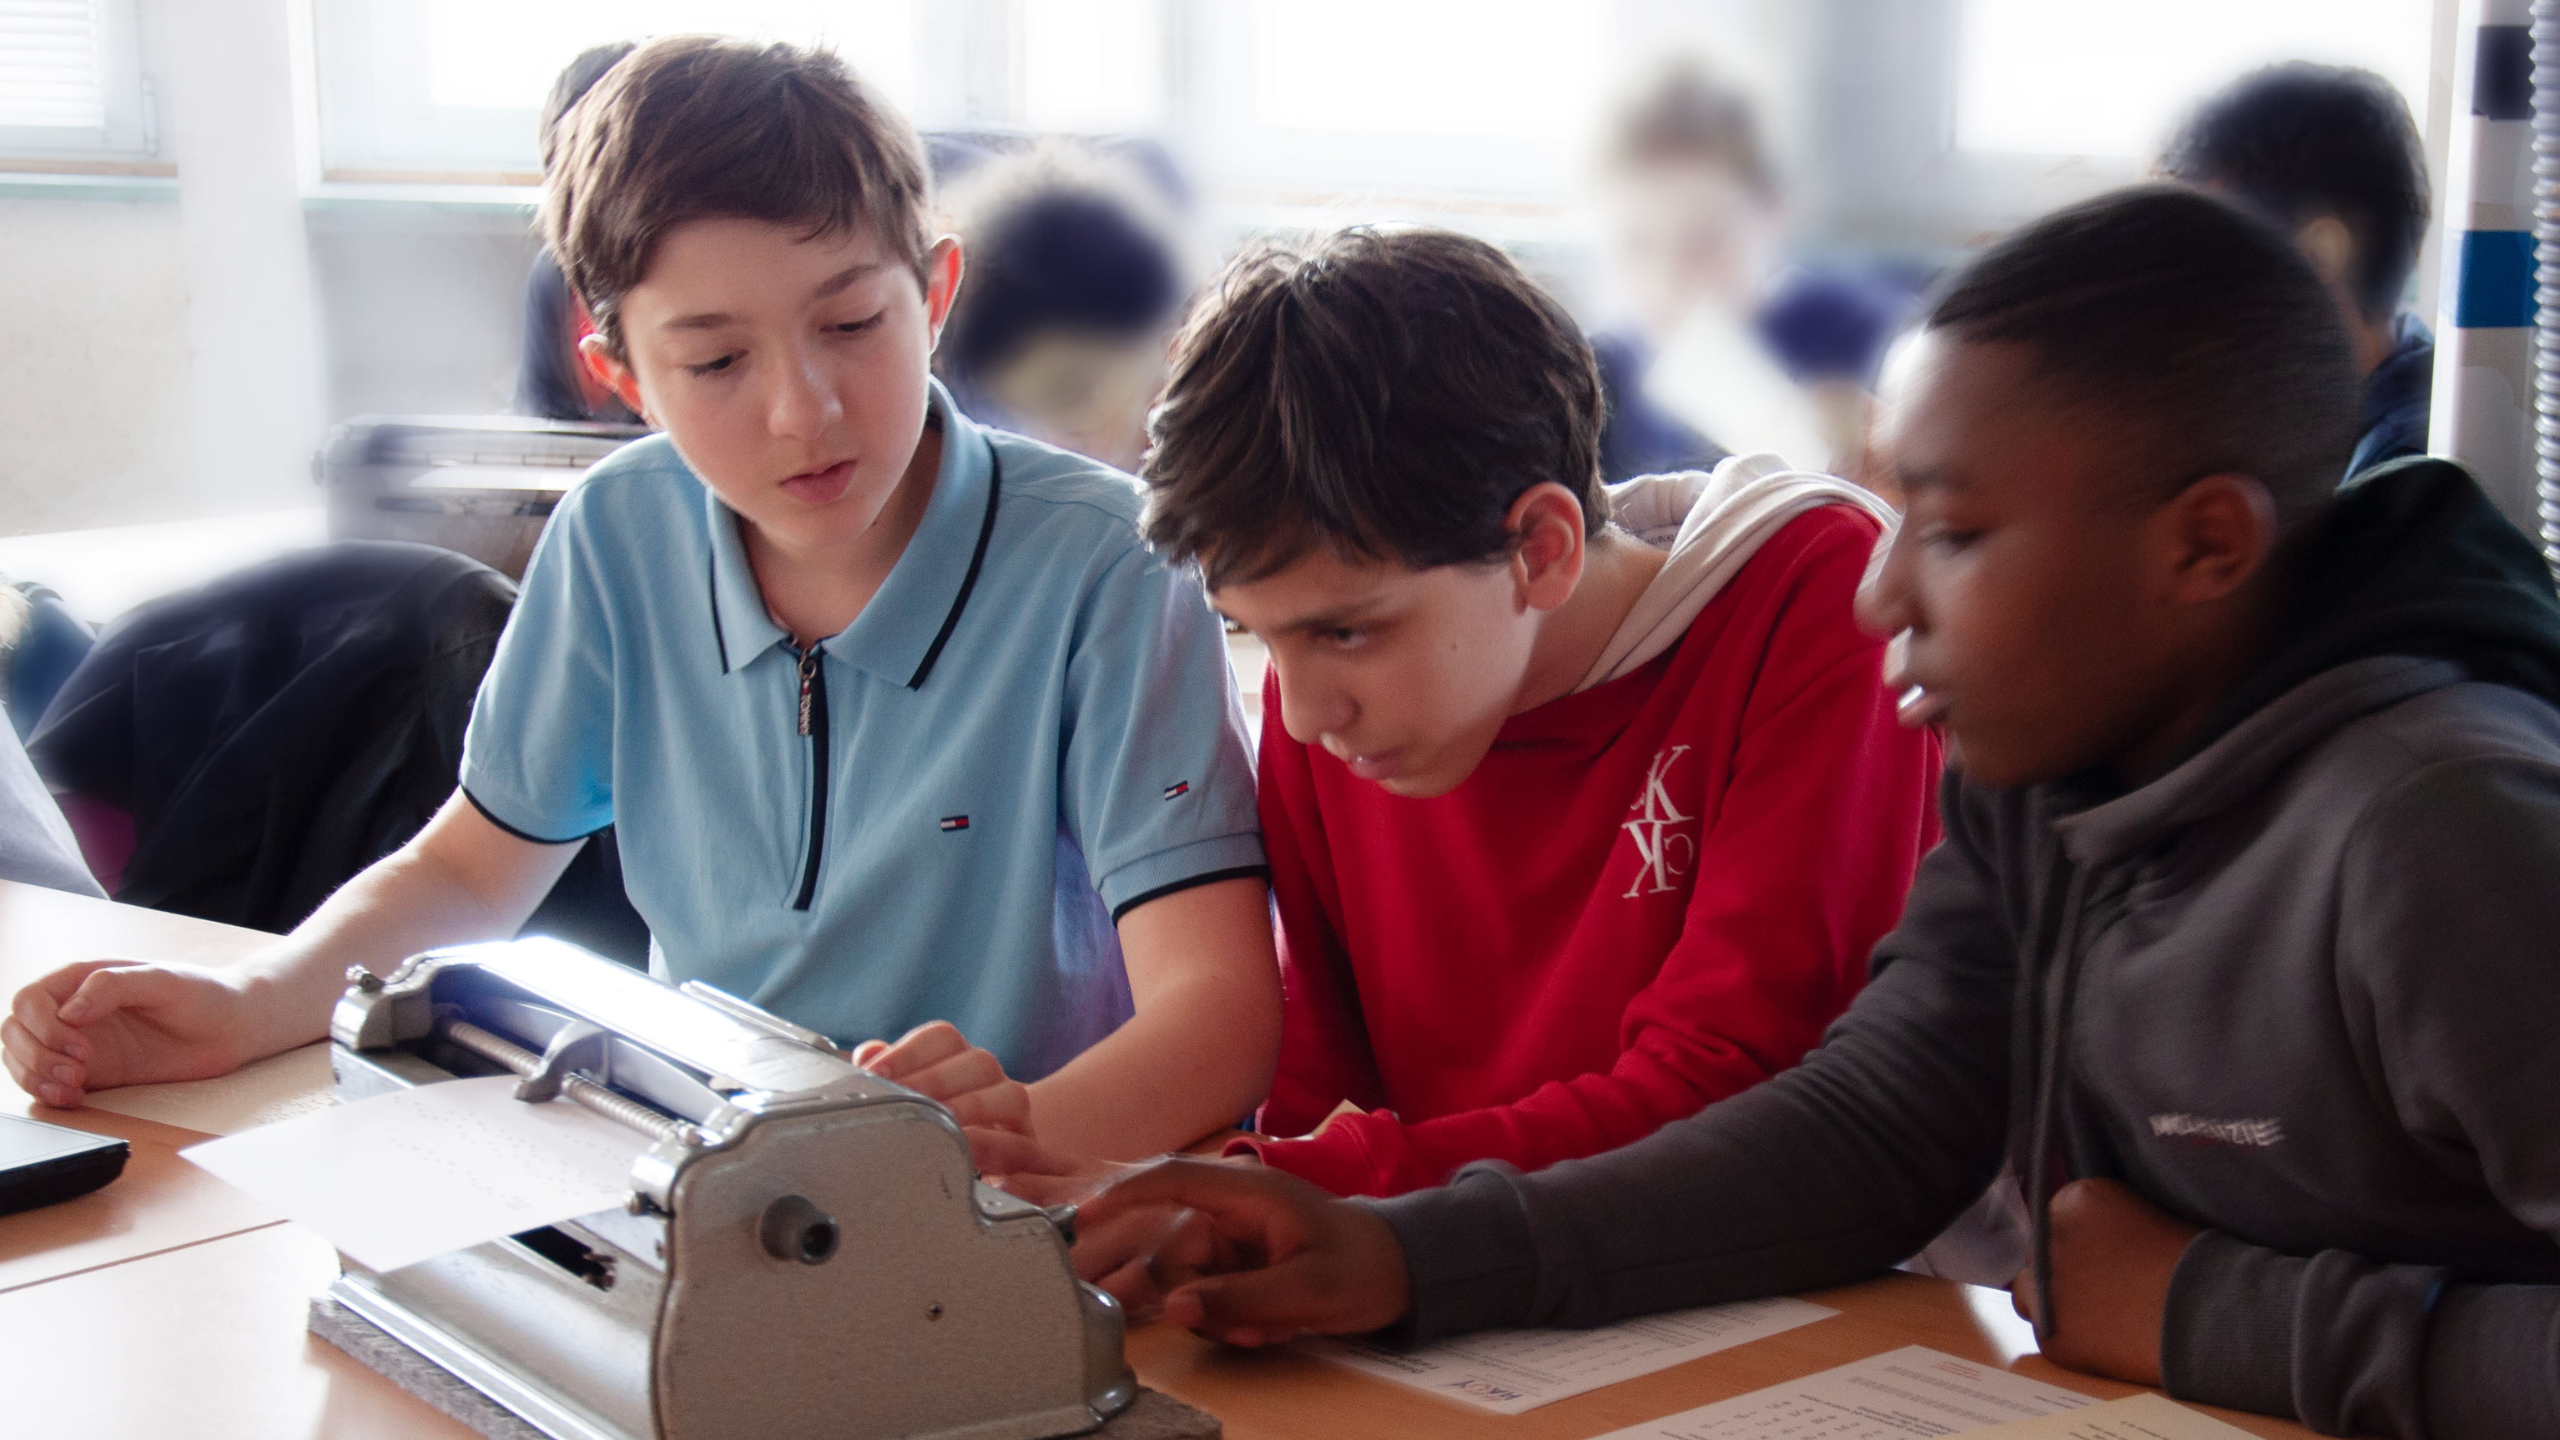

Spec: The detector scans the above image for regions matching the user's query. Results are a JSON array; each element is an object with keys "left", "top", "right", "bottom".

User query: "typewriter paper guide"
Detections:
[{"left": 181, "top": 1075, "right": 639, "bottom": 1272}]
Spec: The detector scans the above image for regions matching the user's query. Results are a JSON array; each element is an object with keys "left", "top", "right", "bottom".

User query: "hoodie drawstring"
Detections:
[{"left": 2025, "top": 860, "right": 2093, "bottom": 1346}]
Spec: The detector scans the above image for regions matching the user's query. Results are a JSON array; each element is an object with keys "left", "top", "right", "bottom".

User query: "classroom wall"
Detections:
[
  {"left": 0, "top": 196, "right": 195, "bottom": 537},
  {"left": 306, "top": 204, "right": 545, "bottom": 420},
  {"left": 0, "top": 194, "right": 547, "bottom": 539}
]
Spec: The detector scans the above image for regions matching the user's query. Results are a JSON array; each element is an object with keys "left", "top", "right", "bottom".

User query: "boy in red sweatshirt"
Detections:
[{"left": 1136, "top": 230, "right": 1941, "bottom": 1197}]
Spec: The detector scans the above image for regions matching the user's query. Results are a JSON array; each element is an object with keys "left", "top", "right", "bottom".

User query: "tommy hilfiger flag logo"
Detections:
[
  {"left": 1163, "top": 781, "right": 1190, "bottom": 800},
  {"left": 939, "top": 815, "right": 970, "bottom": 832}
]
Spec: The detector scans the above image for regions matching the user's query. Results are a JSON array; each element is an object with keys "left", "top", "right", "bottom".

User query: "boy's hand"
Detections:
[
  {"left": 969, "top": 1125, "right": 1133, "bottom": 1204},
  {"left": 970, "top": 1129, "right": 1269, "bottom": 1318},
  {"left": 3, "top": 961, "right": 260, "bottom": 1107},
  {"left": 855, "top": 1020, "right": 1033, "bottom": 1135},
  {"left": 2011, "top": 1177, "right": 2202, "bottom": 1386},
  {"left": 969, "top": 1127, "right": 1188, "bottom": 1313},
  {"left": 1075, "top": 1155, "right": 1412, "bottom": 1346}
]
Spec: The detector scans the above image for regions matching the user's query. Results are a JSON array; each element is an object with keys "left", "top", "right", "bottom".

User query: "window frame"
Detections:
[
  {"left": 306, "top": 0, "right": 954, "bottom": 185},
  {"left": 0, "top": 0, "right": 161, "bottom": 169}
]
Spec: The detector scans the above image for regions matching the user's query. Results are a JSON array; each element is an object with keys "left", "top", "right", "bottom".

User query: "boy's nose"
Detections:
[
  {"left": 768, "top": 350, "right": 845, "bottom": 439},
  {"left": 1270, "top": 662, "right": 1353, "bottom": 748},
  {"left": 1851, "top": 526, "right": 1911, "bottom": 640}
]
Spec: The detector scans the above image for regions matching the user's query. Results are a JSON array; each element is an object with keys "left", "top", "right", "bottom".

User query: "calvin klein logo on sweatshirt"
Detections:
[
  {"left": 1621, "top": 745, "right": 1697, "bottom": 898},
  {"left": 2150, "top": 1112, "right": 2285, "bottom": 1147}
]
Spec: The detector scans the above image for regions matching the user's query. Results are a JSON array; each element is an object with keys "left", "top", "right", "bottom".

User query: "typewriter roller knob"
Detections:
[{"left": 758, "top": 1194, "right": 839, "bottom": 1266}]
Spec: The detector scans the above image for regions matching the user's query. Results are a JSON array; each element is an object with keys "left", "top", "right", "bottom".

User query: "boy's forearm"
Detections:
[
  {"left": 231, "top": 800, "right": 578, "bottom": 1059},
  {"left": 2162, "top": 1231, "right": 2560, "bottom": 1440},
  {"left": 1027, "top": 966, "right": 1278, "bottom": 1158},
  {"left": 1245, "top": 1033, "right": 1787, "bottom": 1198},
  {"left": 1033, "top": 875, "right": 1279, "bottom": 1158},
  {"left": 1371, "top": 866, "right": 2020, "bottom": 1341}
]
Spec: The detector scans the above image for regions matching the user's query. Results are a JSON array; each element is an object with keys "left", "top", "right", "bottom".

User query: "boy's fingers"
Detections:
[
  {"left": 58, "top": 964, "right": 163, "bottom": 1027},
  {"left": 990, "top": 1170, "right": 1086, "bottom": 1206},
  {"left": 847, "top": 1039, "right": 889, "bottom": 1068},
  {"left": 967, "top": 1127, "right": 1094, "bottom": 1187},
  {"left": 11, "top": 974, "right": 100, "bottom": 1055},
  {"left": 34, "top": 960, "right": 125, "bottom": 1002},
  {"left": 1070, "top": 1202, "right": 1194, "bottom": 1285},
  {"left": 1082, "top": 1155, "right": 1309, "bottom": 1234},
  {"left": 966, "top": 1125, "right": 1049, "bottom": 1175},
  {"left": 1, "top": 1020, "right": 75, "bottom": 1095},
  {"left": 2009, "top": 1265, "right": 2038, "bottom": 1323},
  {"left": 862, "top": 1020, "right": 969, "bottom": 1079},
  {"left": 892, "top": 1044, "right": 1003, "bottom": 1097},
  {"left": 1164, "top": 1262, "right": 1343, "bottom": 1341},
  {"left": 1095, "top": 1257, "right": 1166, "bottom": 1318},
  {"left": 942, "top": 1084, "right": 1032, "bottom": 1134}
]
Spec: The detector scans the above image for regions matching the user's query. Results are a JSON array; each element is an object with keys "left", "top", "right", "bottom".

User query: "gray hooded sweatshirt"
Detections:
[{"left": 1367, "top": 460, "right": 2560, "bottom": 1438}]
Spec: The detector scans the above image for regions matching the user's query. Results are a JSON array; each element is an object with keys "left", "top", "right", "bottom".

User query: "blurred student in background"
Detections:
[
  {"left": 2160, "top": 62, "right": 2433, "bottom": 480},
  {"left": 1592, "top": 57, "right": 1913, "bottom": 488},
  {"left": 931, "top": 149, "right": 1191, "bottom": 474},
  {"left": 515, "top": 42, "right": 643, "bottom": 426},
  {"left": 0, "top": 588, "right": 103, "bottom": 899}
]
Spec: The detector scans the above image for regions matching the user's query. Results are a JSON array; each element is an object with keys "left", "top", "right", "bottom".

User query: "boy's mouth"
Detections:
[
  {"left": 780, "top": 460, "right": 856, "bottom": 505},
  {"left": 1896, "top": 684, "right": 1951, "bottom": 729},
  {"left": 1882, "top": 630, "right": 1949, "bottom": 729},
  {"left": 1344, "top": 749, "right": 1405, "bottom": 782}
]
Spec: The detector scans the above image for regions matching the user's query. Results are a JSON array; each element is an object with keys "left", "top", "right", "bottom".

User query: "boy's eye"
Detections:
[
  {"left": 1322, "top": 627, "right": 1369, "bottom": 650},
  {"left": 1920, "top": 524, "right": 1983, "bottom": 555},
  {"left": 830, "top": 313, "right": 884, "bottom": 335},
  {"left": 686, "top": 353, "right": 740, "bottom": 377}
]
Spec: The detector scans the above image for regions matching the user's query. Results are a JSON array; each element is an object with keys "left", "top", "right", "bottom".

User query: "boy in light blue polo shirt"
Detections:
[
  {"left": 5, "top": 36, "right": 1280, "bottom": 1161},
  {"left": 465, "top": 381, "right": 1263, "bottom": 1083}
]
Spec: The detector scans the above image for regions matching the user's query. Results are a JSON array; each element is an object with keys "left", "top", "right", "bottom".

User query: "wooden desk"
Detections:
[
  {"left": 0, "top": 882, "right": 2316, "bottom": 1439},
  {"left": 0, "top": 883, "right": 294, "bottom": 1293},
  {"left": 0, "top": 1220, "right": 474, "bottom": 1438}
]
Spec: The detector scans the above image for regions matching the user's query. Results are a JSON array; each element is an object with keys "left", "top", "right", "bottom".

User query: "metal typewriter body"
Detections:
[{"left": 325, "top": 938, "right": 1134, "bottom": 1440}]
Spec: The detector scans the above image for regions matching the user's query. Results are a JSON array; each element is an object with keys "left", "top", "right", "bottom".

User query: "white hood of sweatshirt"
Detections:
[{"left": 1577, "top": 453, "right": 1895, "bottom": 692}]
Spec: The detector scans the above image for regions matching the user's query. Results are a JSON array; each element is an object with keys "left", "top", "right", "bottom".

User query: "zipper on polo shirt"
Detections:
[{"left": 791, "top": 643, "right": 829, "bottom": 911}]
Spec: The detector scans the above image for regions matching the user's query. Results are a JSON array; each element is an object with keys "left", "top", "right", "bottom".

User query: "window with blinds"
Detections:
[
  {"left": 0, "top": 0, "right": 107, "bottom": 131},
  {"left": 0, "top": 0, "right": 151, "bottom": 162}
]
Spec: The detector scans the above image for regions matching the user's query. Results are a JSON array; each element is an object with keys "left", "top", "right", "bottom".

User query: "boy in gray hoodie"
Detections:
[{"left": 1050, "top": 186, "right": 2560, "bottom": 1439}]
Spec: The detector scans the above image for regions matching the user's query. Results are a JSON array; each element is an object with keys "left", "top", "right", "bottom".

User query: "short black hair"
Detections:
[
  {"left": 934, "top": 152, "right": 1184, "bottom": 391},
  {"left": 2158, "top": 62, "right": 2429, "bottom": 320},
  {"left": 538, "top": 42, "right": 637, "bottom": 172},
  {"left": 1925, "top": 184, "right": 2361, "bottom": 528},
  {"left": 1142, "top": 228, "right": 1606, "bottom": 588}
]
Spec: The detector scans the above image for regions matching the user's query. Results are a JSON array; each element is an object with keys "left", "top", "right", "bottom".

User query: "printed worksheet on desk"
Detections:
[
  {"left": 1304, "top": 1294, "right": 1837, "bottom": 1415},
  {"left": 1591, "top": 1344, "right": 2097, "bottom": 1438}
]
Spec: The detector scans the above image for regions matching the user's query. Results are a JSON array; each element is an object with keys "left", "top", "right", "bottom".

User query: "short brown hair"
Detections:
[
  {"left": 1604, "top": 57, "right": 1779, "bottom": 201},
  {"left": 1142, "top": 228, "right": 1606, "bottom": 588},
  {"left": 541, "top": 35, "right": 932, "bottom": 356}
]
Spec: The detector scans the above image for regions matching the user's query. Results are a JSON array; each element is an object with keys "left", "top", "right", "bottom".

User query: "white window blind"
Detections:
[{"left": 0, "top": 0, "right": 107, "bottom": 131}]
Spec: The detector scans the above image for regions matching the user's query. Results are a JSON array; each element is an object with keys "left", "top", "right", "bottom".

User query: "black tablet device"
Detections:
[{"left": 0, "top": 1112, "right": 129, "bottom": 1217}]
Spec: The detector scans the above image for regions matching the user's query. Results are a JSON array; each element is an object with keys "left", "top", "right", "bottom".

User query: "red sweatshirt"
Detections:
[{"left": 1235, "top": 502, "right": 1942, "bottom": 1197}]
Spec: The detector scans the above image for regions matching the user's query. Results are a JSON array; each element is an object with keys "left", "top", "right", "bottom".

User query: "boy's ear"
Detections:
[
  {"left": 923, "top": 235, "right": 965, "bottom": 348},
  {"left": 1506, "top": 483, "right": 1591, "bottom": 613},
  {"left": 578, "top": 334, "right": 648, "bottom": 423},
  {"left": 2152, "top": 472, "right": 2279, "bottom": 605}
]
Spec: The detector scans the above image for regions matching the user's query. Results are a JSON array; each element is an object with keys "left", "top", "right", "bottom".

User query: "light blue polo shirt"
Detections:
[{"left": 459, "top": 384, "right": 1263, "bottom": 1079}]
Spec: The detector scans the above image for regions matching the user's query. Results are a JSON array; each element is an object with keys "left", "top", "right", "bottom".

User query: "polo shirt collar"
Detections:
[{"left": 706, "top": 380, "right": 1000, "bottom": 689}]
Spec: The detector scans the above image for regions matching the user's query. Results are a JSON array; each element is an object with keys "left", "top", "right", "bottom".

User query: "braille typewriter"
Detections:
[{"left": 312, "top": 937, "right": 1151, "bottom": 1440}]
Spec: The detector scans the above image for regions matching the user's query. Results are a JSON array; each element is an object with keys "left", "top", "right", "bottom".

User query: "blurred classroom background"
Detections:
[
  {"left": 0, "top": 0, "right": 2454, "bottom": 550},
  {"left": 0, "top": 0, "right": 2496, "bottom": 945}
]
